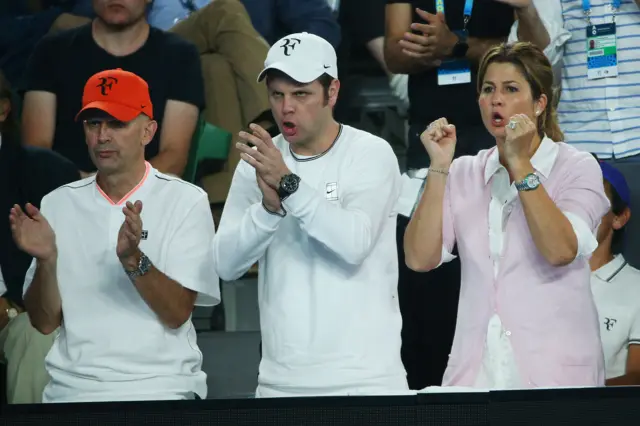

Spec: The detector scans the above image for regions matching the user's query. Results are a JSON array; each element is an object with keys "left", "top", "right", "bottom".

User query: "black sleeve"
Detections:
[
  {"left": 341, "top": 0, "right": 388, "bottom": 44},
  {"left": 167, "top": 39, "right": 206, "bottom": 112},
  {"left": 386, "top": 0, "right": 411, "bottom": 4},
  {"left": 27, "top": 147, "right": 81, "bottom": 201},
  {"left": 24, "top": 34, "right": 60, "bottom": 94}
]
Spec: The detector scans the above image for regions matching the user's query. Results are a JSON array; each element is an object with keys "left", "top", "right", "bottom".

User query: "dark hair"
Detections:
[
  {"left": 608, "top": 181, "right": 629, "bottom": 255},
  {"left": 264, "top": 70, "right": 333, "bottom": 104},
  {"left": 0, "top": 70, "right": 19, "bottom": 140},
  {"left": 477, "top": 42, "right": 563, "bottom": 142},
  {"left": 589, "top": 154, "right": 629, "bottom": 254}
]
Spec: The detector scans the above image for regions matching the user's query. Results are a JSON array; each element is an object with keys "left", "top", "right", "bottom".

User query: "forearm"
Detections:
[
  {"left": 404, "top": 173, "right": 447, "bottom": 272},
  {"left": 122, "top": 251, "right": 195, "bottom": 329},
  {"left": 384, "top": 37, "right": 439, "bottom": 74},
  {"left": 283, "top": 182, "right": 388, "bottom": 266},
  {"left": 605, "top": 372, "right": 640, "bottom": 386},
  {"left": 466, "top": 37, "right": 507, "bottom": 64},
  {"left": 513, "top": 162, "right": 578, "bottom": 266},
  {"left": 23, "top": 258, "right": 62, "bottom": 334},
  {"left": 213, "top": 203, "right": 280, "bottom": 280},
  {"left": 150, "top": 149, "right": 188, "bottom": 177},
  {"left": 515, "top": 5, "right": 550, "bottom": 50}
]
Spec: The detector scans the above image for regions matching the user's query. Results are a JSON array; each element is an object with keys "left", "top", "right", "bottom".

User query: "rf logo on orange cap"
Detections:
[{"left": 96, "top": 76, "right": 119, "bottom": 96}]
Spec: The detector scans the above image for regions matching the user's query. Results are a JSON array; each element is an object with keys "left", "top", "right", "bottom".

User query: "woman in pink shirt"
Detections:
[{"left": 404, "top": 42, "right": 610, "bottom": 389}]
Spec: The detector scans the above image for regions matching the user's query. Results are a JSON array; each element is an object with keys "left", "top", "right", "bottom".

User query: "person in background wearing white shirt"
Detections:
[
  {"left": 510, "top": 0, "right": 640, "bottom": 159},
  {"left": 11, "top": 68, "right": 220, "bottom": 403},
  {"left": 213, "top": 32, "right": 408, "bottom": 398},
  {"left": 589, "top": 160, "right": 640, "bottom": 386}
]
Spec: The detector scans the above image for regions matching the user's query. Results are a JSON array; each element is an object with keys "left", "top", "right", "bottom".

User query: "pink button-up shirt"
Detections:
[{"left": 439, "top": 140, "right": 610, "bottom": 388}]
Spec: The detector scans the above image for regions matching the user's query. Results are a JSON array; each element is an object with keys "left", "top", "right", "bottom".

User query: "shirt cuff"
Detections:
[
  {"left": 282, "top": 180, "right": 317, "bottom": 217},
  {"left": 563, "top": 211, "right": 598, "bottom": 258},
  {"left": 250, "top": 202, "right": 284, "bottom": 232},
  {"left": 436, "top": 245, "right": 457, "bottom": 268}
]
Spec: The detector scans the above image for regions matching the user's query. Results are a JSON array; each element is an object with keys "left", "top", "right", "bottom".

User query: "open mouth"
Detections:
[
  {"left": 282, "top": 121, "right": 297, "bottom": 137},
  {"left": 491, "top": 112, "right": 505, "bottom": 127}
]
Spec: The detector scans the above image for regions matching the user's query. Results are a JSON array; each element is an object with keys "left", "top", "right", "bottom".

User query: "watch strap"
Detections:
[
  {"left": 125, "top": 252, "right": 152, "bottom": 280},
  {"left": 515, "top": 173, "right": 540, "bottom": 191}
]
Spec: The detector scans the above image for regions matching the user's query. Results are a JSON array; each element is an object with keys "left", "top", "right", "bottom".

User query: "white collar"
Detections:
[
  {"left": 484, "top": 135, "right": 559, "bottom": 184},
  {"left": 593, "top": 254, "right": 628, "bottom": 282}
]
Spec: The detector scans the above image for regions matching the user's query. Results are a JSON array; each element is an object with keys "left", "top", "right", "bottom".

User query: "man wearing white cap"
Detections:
[{"left": 213, "top": 32, "right": 408, "bottom": 397}]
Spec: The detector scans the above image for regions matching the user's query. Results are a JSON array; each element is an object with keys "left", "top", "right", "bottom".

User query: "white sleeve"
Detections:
[
  {"left": 629, "top": 306, "right": 640, "bottom": 347},
  {"left": 508, "top": 0, "right": 571, "bottom": 67},
  {"left": 164, "top": 192, "right": 220, "bottom": 307},
  {"left": 282, "top": 141, "right": 401, "bottom": 266},
  {"left": 0, "top": 266, "right": 6, "bottom": 295},
  {"left": 22, "top": 259, "right": 36, "bottom": 298},
  {"left": 563, "top": 211, "right": 598, "bottom": 258},
  {"left": 212, "top": 161, "right": 283, "bottom": 281}
]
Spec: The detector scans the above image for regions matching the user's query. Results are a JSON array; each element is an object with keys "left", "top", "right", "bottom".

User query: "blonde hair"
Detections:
[{"left": 477, "top": 42, "right": 563, "bottom": 142}]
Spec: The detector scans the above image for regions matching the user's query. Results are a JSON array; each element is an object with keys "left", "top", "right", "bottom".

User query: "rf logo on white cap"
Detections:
[{"left": 258, "top": 32, "right": 338, "bottom": 84}]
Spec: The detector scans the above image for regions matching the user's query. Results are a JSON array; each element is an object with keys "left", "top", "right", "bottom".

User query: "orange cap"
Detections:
[{"left": 75, "top": 68, "right": 153, "bottom": 122}]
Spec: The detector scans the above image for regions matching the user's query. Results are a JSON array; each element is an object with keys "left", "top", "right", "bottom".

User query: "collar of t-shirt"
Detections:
[
  {"left": 484, "top": 135, "right": 558, "bottom": 184},
  {"left": 593, "top": 254, "right": 628, "bottom": 283},
  {"left": 92, "top": 162, "right": 153, "bottom": 207}
]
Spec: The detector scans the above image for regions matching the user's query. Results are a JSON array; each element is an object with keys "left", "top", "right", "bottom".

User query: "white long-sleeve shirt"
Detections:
[{"left": 213, "top": 124, "right": 408, "bottom": 396}]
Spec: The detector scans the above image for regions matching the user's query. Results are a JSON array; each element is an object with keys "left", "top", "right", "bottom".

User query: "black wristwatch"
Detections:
[
  {"left": 277, "top": 173, "right": 301, "bottom": 200},
  {"left": 451, "top": 30, "right": 469, "bottom": 59}
]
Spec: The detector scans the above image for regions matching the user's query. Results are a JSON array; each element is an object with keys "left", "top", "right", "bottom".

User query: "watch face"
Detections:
[
  {"left": 282, "top": 175, "right": 299, "bottom": 193},
  {"left": 525, "top": 174, "right": 540, "bottom": 188}
]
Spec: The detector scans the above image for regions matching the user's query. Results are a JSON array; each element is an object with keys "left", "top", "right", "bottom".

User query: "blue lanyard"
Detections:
[
  {"left": 436, "top": 0, "right": 474, "bottom": 29},
  {"left": 582, "top": 0, "right": 622, "bottom": 12},
  {"left": 582, "top": 0, "right": 621, "bottom": 24}
]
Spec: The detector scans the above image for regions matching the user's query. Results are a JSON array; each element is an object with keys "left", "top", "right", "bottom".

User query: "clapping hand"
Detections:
[
  {"left": 236, "top": 123, "right": 291, "bottom": 189},
  {"left": 9, "top": 203, "right": 57, "bottom": 261},
  {"left": 399, "top": 9, "right": 458, "bottom": 64},
  {"left": 117, "top": 201, "right": 143, "bottom": 260},
  {"left": 420, "top": 118, "right": 457, "bottom": 169}
]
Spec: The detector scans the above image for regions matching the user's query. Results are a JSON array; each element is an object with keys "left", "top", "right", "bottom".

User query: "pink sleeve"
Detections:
[
  {"left": 554, "top": 152, "right": 610, "bottom": 231},
  {"left": 442, "top": 163, "right": 457, "bottom": 253}
]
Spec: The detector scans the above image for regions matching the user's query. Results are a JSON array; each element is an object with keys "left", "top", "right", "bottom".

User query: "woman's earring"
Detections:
[{"left": 535, "top": 110, "right": 541, "bottom": 116}]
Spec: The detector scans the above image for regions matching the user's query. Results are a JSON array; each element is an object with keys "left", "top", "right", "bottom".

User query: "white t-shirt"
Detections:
[
  {"left": 591, "top": 254, "right": 640, "bottom": 379},
  {"left": 213, "top": 124, "right": 408, "bottom": 396},
  {"left": 23, "top": 163, "right": 220, "bottom": 403}
]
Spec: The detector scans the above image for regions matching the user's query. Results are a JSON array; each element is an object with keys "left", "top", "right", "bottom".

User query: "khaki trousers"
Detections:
[
  {"left": 0, "top": 312, "right": 55, "bottom": 404},
  {"left": 170, "top": 0, "right": 272, "bottom": 203}
]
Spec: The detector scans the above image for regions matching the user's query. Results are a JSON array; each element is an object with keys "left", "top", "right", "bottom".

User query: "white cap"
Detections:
[{"left": 257, "top": 33, "right": 338, "bottom": 84}]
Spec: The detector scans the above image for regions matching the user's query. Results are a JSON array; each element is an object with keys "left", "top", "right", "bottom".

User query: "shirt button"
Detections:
[{"left": 505, "top": 331, "right": 512, "bottom": 336}]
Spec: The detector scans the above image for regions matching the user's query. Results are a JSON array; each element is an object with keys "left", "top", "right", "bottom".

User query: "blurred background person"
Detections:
[
  {"left": 589, "top": 160, "right": 640, "bottom": 386},
  {"left": 0, "top": 70, "right": 79, "bottom": 404}
]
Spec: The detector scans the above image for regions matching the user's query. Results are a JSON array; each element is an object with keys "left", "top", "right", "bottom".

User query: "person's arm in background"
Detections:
[
  {"left": 276, "top": 0, "right": 341, "bottom": 49},
  {"left": 385, "top": 2, "right": 439, "bottom": 74},
  {"left": 385, "top": 4, "right": 504, "bottom": 74},
  {"left": 21, "top": 36, "right": 58, "bottom": 151},
  {"left": 151, "top": 42, "right": 203, "bottom": 177},
  {"left": 506, "top": 0, "right": 569, "bottom": 68}
]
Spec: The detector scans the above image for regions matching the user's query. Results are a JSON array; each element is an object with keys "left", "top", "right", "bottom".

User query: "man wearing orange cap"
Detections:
[{"left": 10, "top": 69, "right": 220, "bottom": 403}]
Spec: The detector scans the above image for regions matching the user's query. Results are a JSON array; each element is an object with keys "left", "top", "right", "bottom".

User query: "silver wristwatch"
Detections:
[
  {"left": 515, "top": 173, "right": 541, "bottom": 192},
  {"left": 125, "top": 252, "right": 152, "bottom": 280}
]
